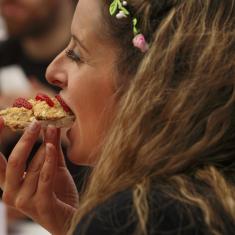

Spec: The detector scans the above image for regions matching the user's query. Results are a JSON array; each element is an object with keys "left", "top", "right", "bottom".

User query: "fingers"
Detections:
[
  {"left": 0, "top": 152, "right": 7, "bottom": 189},
  {"left": 44, "top": 125, "right": 61, "bottom": 147},
  {"left": 3, "top": 121, "right": 41, "bottom": 205},
  {"left": 17, "top": 126, "right": 61, "bottom": 202},
  {"left": 37, "top": 143, "right": 57, "bottom": 201},
  {"left": 44, "top": 126, "right": 66, "bottom": 167},
  {"left": 17, "top": 146, "right": 45, "bottom": 202},
  {"left": 15, "top": 142, "right": 58, "bottom": 211}
]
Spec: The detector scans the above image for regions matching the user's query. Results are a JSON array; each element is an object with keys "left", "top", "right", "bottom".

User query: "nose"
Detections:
[{"left": 46, "top": 50, "right": 68, "bottom": 89}]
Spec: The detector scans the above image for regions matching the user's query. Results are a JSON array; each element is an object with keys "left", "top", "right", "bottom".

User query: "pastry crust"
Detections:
[{"left": 0, "top": 98, "right": 75, "bottom": 130}]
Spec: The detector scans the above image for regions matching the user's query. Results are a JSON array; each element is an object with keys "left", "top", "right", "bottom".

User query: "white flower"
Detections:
[
  {"left": 122, "top": 1, "right": 128, "bottom": 6},
  {"left": 116, "top": 11, "right": 127, "bottom": 19}
]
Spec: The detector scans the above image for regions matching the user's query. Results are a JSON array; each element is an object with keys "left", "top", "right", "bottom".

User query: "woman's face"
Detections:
[{"left": 46, "top": 0, "right": 119, "bottom": 165}]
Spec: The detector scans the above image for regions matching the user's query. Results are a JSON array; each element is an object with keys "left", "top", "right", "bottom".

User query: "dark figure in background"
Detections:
[{"left": 0, "top": 0, "right": 76, "bottom": 94}]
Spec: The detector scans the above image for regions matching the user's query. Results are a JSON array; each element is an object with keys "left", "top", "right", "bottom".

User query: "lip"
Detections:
[
  {"left": 57, "top": 93, "right": 74, "bottom": 114},
  {"left": 58, "top": 93, "right": 76, "bottom": 122},
  {"left": 58, "top": 93, "right": 77, "bottom": 142}
]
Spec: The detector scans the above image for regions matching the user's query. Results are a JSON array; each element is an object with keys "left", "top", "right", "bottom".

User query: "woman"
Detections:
[{"left": 0, "top": 0, "right": 235, "bottom": 234}]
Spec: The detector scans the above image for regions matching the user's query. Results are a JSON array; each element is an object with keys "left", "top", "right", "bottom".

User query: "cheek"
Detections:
[
  {"left": 67, "top": 74, "right": 116, "bottom": 165},
  {"left": 69, "top": 71, "right": 116, "bottom": 122},
  {"left": 68, "top": 119, "right": 102, "bottom": 166}
]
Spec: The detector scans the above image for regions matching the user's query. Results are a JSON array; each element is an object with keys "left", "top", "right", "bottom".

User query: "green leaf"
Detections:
[
  {"left": 133, "top": 18, "right": 139, "bottom": 35},
  {"left": 117, "top": 0, "right": 122, "bottom": 9},
  {"left": 133, "top": 18, "right": 137, "bottom": 26},
  {"left": 109, "top": 0, "right": 118, "bottom": 15},
  {"left": 120, "top": 6, "right": 130, "bottom": 15}
]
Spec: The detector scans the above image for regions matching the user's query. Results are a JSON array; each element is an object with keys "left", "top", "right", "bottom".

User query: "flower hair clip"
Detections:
[
  {"left": 109, "top": 0, "right": 149, "bottom": 53},
  {"left": 132, "top": 34, "right": 149, "bottom": 53}
]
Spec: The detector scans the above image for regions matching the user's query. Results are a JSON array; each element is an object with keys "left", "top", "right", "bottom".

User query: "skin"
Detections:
[
  {"left": 46, "top": 0, "right": 118, "bottom": 165},
  {"left": 0, "top": 0, "right": 120, "bottom": 234}
]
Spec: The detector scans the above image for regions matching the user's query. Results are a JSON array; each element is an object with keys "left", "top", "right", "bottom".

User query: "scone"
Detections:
[{"left": 0, "top": 93, "right": 75, "bottom": 130}]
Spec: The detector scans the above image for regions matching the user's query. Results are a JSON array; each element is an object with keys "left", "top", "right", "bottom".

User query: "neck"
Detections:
[{"left": 21, "top": 3, "right": 72, "bottom": 61}]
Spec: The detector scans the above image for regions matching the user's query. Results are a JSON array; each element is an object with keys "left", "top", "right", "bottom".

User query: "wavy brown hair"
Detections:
[{"left": 68, "top": 0, "right": 235, "bottom": 234}]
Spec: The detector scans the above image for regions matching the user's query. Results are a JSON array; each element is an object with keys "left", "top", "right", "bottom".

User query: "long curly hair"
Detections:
[{"left": 68, "top": 0, "right": 235, "bottom": 234}]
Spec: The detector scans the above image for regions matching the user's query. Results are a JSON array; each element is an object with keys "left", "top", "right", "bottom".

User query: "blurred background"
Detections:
[{"left": 0, "top": 1, "right": 88, "bottom": 234}]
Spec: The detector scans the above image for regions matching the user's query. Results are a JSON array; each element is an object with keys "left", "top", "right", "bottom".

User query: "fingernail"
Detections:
[{"left": 28, "top": 120, "right": 40, "bottom": 133}]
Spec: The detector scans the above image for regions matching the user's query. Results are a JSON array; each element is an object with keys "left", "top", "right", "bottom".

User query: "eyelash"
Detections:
[{"left": 65, "top": 49, "right": 81, "bottom": 62}]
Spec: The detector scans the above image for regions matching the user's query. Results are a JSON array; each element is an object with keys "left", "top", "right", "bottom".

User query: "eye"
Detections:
[{"left": 65, "top": 49, "right": 81, "bottom": 62}]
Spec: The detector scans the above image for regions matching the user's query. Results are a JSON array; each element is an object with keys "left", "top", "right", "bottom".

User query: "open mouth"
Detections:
[
  {"left": 56, "top": 94, "right": 75, "bottom": 117},
  {"left": 55, "top": 94, "right": 74, "bottom": 115}
]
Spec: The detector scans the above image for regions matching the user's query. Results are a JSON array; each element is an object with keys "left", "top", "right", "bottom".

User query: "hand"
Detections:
[{"left": 0, "top": 118, "right": 79, "bottom": 235}]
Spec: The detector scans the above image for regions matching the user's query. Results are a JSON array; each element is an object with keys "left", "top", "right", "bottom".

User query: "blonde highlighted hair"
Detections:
[{"left": 68, "top": 0, "right": 235, "bottom": 234}]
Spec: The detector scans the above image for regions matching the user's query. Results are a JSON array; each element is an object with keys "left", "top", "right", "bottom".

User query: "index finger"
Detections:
[{"left": 3, "top": 121, "right": 41, "bottom": 203}]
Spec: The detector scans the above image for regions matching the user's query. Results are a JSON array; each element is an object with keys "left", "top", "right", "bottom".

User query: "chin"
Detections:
[{"left": 66, "top": 147, "right": 94, "bottom": 166}]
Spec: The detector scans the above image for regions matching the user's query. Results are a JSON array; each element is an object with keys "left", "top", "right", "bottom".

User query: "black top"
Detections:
[{"left": 74, "top": 188, "right": 209, "bottom": 235}]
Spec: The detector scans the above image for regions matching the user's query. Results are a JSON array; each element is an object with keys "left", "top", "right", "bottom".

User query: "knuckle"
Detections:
[
  {"left": 2, "top": 191, "right": 14, "bottom": 206},
  {"left": 15, "top": 196, "right": 27, "bottom": 210},
  {"left": 8, "top": 156, "right": 22, "bottom": 169},
  {"left": 40, "top": 172, "right": 51, "bottom": 183},
  {"left": 28, "top": 162, "right": 42, "bottom": 173}
]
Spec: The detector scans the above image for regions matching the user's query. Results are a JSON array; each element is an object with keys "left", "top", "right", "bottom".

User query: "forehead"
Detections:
[{"left": 71, "top": 0, "right": 103, "bottom": 40}]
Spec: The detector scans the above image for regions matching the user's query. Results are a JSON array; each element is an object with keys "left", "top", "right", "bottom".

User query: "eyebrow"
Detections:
[{"left": 71, "top": 34, "right": 89, "bottom": 54}]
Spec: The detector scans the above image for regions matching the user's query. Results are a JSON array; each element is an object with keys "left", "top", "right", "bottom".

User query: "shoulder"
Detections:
[
  {"left": 73, "top": 188, "right": 206, "bottom": 235},
  {"left": 74, "top": 190, "right": 136, "bottom": 235},
  {"left": 148, "top": 186, "right": 206, "bottom": 234}
]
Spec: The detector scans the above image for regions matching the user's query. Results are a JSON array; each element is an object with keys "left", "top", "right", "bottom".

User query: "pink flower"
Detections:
[{"left": 132, "top": 34, "right": 149, "bottom": 53}]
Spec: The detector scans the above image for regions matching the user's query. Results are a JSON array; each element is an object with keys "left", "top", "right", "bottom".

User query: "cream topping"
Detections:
[
  {"left": 29, "top": 98, "right": 68, "bottom": 120},
  {"left": 0, "top": 107, "right": 34, "bottom": 129},
  {"left": 0, "top": 97, "right": 74, "bottom": 129}
]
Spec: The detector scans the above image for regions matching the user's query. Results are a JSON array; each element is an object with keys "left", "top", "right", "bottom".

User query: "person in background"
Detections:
[
  {"left": 0, "top": 0, "right": 77, "bottom": 101},
  {"left": 0, "top": 0, "right": 235, "bottom": 234},
  {"left": 0, "top": 0, "right": 87, "bottom": 222},
  {"left": 0, "top": 0, "right": 83, "bottom": 169}
]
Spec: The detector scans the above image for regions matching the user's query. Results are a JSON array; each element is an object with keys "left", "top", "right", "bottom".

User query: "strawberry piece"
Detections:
[
  {"left": 35, "top": 93, "right": 54, "bottom": 107},
  {"left": 55, "top": 95, "right": 71, "bottom": 112},
  {"left": 12, "top": 98, "right": 33, "bottom": 110}
]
